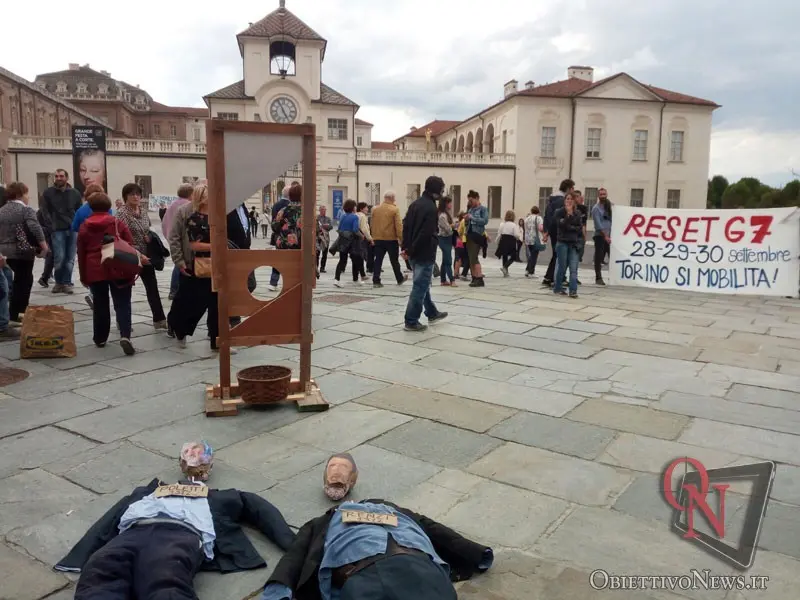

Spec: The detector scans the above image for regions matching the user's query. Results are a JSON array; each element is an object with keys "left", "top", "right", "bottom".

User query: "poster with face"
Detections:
[{"left": 72, "top": 126, "right": 108, "bottom": 196}]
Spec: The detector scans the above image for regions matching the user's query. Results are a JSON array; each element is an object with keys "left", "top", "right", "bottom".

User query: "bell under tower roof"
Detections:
[{"left": 237, "top": 0, "right": 327, "bottom": 59}]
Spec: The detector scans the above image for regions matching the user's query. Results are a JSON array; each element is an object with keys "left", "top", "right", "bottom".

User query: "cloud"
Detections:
[{"left": 2, "top": 0, "right": 798, "bottom": 182}]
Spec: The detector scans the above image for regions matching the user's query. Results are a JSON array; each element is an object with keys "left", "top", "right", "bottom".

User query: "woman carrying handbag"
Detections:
[
  {"left": 77, "top": 192, "right": 143, "bottom": 355},
  {"left": 524, "top": 206, "right": 546, "bottom": 278},
  {"left": 167, "top": 184, "right": 219, "bottom": 351},
  {"left": 0, "top": 182, "right": 48, "bottom": 325}
]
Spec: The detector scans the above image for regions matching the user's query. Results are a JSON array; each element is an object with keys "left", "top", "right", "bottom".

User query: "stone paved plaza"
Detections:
[{"left": 1, "top": 254, "right": 800, "bottom": 600}]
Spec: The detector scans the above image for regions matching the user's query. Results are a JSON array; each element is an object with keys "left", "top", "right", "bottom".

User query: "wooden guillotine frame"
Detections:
[{"left": 204, "top": 119, "right": 327, "bottom": 416}]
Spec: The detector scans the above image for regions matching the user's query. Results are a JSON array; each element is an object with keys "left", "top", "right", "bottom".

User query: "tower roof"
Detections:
[{"left": 237, "top": 1, "right": 327, "bottom": 59}]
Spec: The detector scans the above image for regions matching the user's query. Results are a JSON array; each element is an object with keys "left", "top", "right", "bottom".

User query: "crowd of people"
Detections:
[{"left": 0, "top": 171, "right": 613, "bottom": 345}]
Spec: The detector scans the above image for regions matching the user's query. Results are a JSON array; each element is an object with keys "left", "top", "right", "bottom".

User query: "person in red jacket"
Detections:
[{"left": 77, "top": 192, "right": 142, "bottom": 355}]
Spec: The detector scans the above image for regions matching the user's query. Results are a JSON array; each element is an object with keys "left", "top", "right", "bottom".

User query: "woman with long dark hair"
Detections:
[
  {"left": 436, "top": 196, "right": 456, "bottom": 286},
  {"left": 591, "top": 188, "right": 612, "bottom": 286}
]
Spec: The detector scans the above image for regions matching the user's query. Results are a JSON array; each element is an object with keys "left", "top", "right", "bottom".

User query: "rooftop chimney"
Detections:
[
  {"left": 68, "top": 63, "right": 79, "bottom": 70},
  {"left": 567, "top": 66, "right": 594, "bottom": 82},
  {"left": 525, "top": 80, "right": 535, "bottom": 90},
  {"left": 503, "top": 79, "right": 518, "bottom": 98},
  {"left": 410, "top": 126, "right": 417, "bottom": 131},
  {"left": 100, "top": 70, "right": 110, "bottom": 76}
]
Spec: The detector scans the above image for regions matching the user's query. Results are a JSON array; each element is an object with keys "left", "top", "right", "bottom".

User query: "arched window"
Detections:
[
  {"left": 457, "top": 135, "right": 465, "bottom": 152},
  {"left": 437, "top": 144, "right": 443, "bottom": 151},
  {"left": 444, "top": 141, "right": 450, "bottom": 152},
  {"left": 475, "top": 128, "right": 483, "bottom": 153},
  {"left": 270, "top": 41, "right": 296, "bottom": 77},
  {"left": 77, "top": 82, "right": 88, "bottom": 94},
  {"left": 485, "top": 124, "right": 495, "bottom": 153},
  {"left": 466, "top": 132, "right": 474, "bottom": 153}
]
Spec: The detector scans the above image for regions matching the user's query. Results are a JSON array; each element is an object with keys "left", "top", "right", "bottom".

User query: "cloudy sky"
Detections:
[{"left": 5, "top": 0, "right": 798, "bottom": 186}]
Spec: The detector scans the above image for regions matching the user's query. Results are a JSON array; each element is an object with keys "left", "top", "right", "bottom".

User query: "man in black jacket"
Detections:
[
  {"left": 56, "top": 477, "right": 295, "bottom": 599},
  {"left": 40, "top": 169, "right": 82, "bottom": 293},
  {"left": 261, "top": 499, "right": 493, "bottom": 600},
  {"left": 541, "top": 178, "right": 574, "bottom": 287},
  {"left": 228, "top": 202, "right": 257, "bottom": 327},
  {"left": 401, "top": 176, "right": 448, "bottom": 332}
]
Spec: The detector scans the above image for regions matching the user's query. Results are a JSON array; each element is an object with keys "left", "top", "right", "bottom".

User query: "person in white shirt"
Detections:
[
  {"left": 523, "top": 206, "right": 545, "bottom": 278},
  {"left": 494, "top": 210, "right": 523, "bottom": 277}
]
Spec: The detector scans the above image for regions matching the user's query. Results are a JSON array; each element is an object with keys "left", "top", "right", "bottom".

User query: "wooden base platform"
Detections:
[{"left": 205, "top": 379, "right": 329, "bottom": 417}]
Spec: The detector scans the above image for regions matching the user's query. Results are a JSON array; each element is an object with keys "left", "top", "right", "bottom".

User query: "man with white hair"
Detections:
[
  {"left": 369, "top": 190, "right": 407, "bottom": 287},
  {"left": 268, "top": 185, "right": 293, "bottom": 291}
]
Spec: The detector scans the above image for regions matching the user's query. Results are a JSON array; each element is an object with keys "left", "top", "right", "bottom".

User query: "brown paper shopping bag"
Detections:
[{"left": 20, "top": 305, "right": 77, "bottom": 358}]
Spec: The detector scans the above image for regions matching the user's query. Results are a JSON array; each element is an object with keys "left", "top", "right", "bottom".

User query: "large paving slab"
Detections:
[
  {"left": 334, "top": 336, "right": 437, "bottom": 362},
  {"left": 467, "top": 442, "right": 632, "bottom": 506},
  {"left": 0, "top": 426, "right": 98, "bottom": 479},
  {"left": 0, "top": 392, "right": 107, "bottom": 438},
  {"left": 438, "top": 375, "right": 584, "bottom": 416},
  {"left": 344, "top": 356, "right": 458, "bottom": 389},
  {"left": 0, "top": 543, "right": 69, "bottom": 600},
  {"left": 439, "top": 479, "right": 569, "bottom": 549},
  {"left": 479, "top": 331, "right": 597, "bottom": 358},
  {"left": 488, "top": 411, "right": 617, "bottom": 459},
  {"left": 371, "top": 419, "right": 502, "bottom": 469},
  {"left": 654, "top": 391, "right": 800, "bottom": 435},
  {"left": 354, "top": 385, "right": 515, "bottom": 433},
  {"left": 216, "top": 433, "right": 329, "bottom": 482},
  {"left": 679, "top": 420, "right": 800, "bottom": 466},
  {"left": 0, "top": 469, "right": 97, "bottom": 535},
  {"left": 269, "top": 402, "right": 412, "bottom": 453},
  {"left": 1, "top": 364, "right": 127, "bottom": 399},
  {"left": 725, "top": 383, "right": 800, "bottom": 410},
  {"left": 58, "top": 385, "right": 207, "bottom": 442},
  {"left": 567, "top": 399, "right": 690, "bottom": 440}
]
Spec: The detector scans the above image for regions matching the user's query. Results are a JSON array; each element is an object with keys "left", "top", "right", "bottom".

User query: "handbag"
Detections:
[
  {"left": 194, "top": 256, "right": 212, "bottom": 278},
  {"left": 101, "top": 220, "right": 142, "bottom": 280},
  {"left": 15, "top": 224, "right": 35, "bottom": 253},
  {"left": 145, "top": 232, "right": 170, "bottom": 271}
]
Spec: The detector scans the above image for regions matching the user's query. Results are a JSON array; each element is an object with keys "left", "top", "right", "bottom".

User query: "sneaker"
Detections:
[
  {"left": 268, "top": 285, "right": 278, "bottom": 292},
  {"left": 428, "top": 312, "right": 448, "bottom": 323},
  {"left": 9, "top": 318, "right": 22, "bottom": 327},
  {"left": 0, "top": 328, "right": 21, "bottom": 339},
  {"left": 320, "top": 269, "right": 327, "bottom": 273},
  {"left": 120, "top": 338, "right": 136, "bottom": 355},
  {"left": 555, "top": 290, "right": 567, "bottom": 296},
  {"left": 373, "top": 282, "right": 384, "bottom": 288},
  {"left": 84, "top": 295, "right": 94, "bottom": 310},
  {"left": 541, "top": 279, "right": 552, "bottom": 287},
  {"left": 404, "top": 322, "right": 428, "bottom": 332},
  {"left": 334, "top": 280, "right": 343, "bottom": 288},
  {"left": 398, "top": 275, "right": 409, "bottom": 284},
  {"left": 177, "top": 337, "right": 188, "bottom": 349},
  {"left": 469, "top": 279, "right": 481, "bottom": 287},
  {"left": 95, "top": 342, "right": 106, "bottom": 348},
  {"left": 569, "top": 292, "right": 579, "bottom": 299},
  {"left": 501, "top": 267, "right": 509, "bottom": 277},
  {"left": 153, "top": 320, "right": 168, "bottom": 331},
  {"left": 167, "top": 326, "right": 176, "bottom": 338},
  {"left": 38, "top": 278, "right": 49, "bottom": 288},
  {"left": 51, "top": 284, "right": 65, "bottom": 294},
  {"left": 63, "top": 285, "right": 75, "bottom": 295},
  {"left": 596, "top": 278, "right": 606, "bottom": 286}
]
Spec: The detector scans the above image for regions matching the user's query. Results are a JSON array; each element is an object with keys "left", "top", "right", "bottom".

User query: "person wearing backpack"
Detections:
[{"left": 77, "top": 192, "right": 143, "bottom": 355}]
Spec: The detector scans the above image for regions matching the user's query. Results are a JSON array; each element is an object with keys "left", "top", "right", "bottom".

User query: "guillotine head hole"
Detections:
[{"left": 249, "top": 266, "right": 280, "bottom": 301}]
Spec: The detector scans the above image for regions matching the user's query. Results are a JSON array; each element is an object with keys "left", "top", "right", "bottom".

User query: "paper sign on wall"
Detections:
[{"left": 609, "top": 206, "right": 800, "bottom": 297}]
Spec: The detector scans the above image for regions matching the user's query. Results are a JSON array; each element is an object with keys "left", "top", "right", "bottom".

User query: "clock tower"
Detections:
[{"left": 204, "top": 0, "right": 360, "bottom": 209}]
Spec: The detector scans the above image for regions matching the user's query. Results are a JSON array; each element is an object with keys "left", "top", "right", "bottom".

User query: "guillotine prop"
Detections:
[{"left": 204, "top": 120, "right": 327, "bottom": 416}]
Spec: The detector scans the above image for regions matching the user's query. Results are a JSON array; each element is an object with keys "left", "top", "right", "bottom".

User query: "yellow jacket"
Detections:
[{"left": 370, "top": 201, "right": 403, "bottom": 242}]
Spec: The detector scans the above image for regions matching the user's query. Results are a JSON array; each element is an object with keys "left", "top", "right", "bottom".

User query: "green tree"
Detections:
[{"left": 706, "top": 175, "right": 729, "bottom": 208}]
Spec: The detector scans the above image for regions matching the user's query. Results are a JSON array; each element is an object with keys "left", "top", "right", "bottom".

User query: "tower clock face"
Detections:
[{"left": 270, "top": 97, "right": 298, "bottom": 123}]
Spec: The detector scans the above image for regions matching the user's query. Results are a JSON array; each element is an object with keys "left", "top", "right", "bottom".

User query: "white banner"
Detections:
[
  {"left": 148, "top": 195, "right": 180, "bottom": 211},
  {"left": 609, "top": 206, "right": 800, "bottom": 296}
]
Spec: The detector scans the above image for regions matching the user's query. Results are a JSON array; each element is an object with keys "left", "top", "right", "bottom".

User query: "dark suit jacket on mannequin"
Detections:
[{"left": 227, "top": 204, "right": 256, "bottom": 293}]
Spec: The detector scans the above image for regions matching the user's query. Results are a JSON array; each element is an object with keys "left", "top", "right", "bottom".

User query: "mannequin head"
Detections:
[
  {"left": 323, "top": 453, "right": 358, "bottom": 501},
  {"left": 179, "top": 441, "right": 214, "bottom": 481}
]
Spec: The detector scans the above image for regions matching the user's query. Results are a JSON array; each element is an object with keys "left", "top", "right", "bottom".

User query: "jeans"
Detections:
[
  {"left": 41, "top": 228, "right": 53, "bottom": 282},
  {"left": 0, "top": 266, "right": 11, "bottom": 331},
  {"left": 139, "top": 265, "right": 166, "bottom": 322},
  {"left": 170, "top": 265, "right": 180, "bottom": 297},
  {"left": 51, "top": 229, "right": 77, "bottom": 285},
  {"left": 593, "top": 235, "right": 610, "bottom": 279},
  {"left": 372, "top": 240, "right": 404, "bottom": 284},
  {"left": 438, "top": 237, "right": 454, "bottom": 283},
  {"left": 89, "top": 281, "right": 132, "bottom": 344},
  {"left": 404, "top": 260, "right": 439, "bottom": 326},
  {"left": 270, "top": 268, "right": 280, "bottom": 287},
  {"left": 554, "top": 242, "right": 579, "bottom": 295},
  {"left": 526, "top": 244, "right": 540, "bottom": 274}
]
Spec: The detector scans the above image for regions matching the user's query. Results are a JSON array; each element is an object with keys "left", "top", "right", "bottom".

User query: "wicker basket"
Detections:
[{"left": 237, "top": 365, "right": 292, "bottom": 405}]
